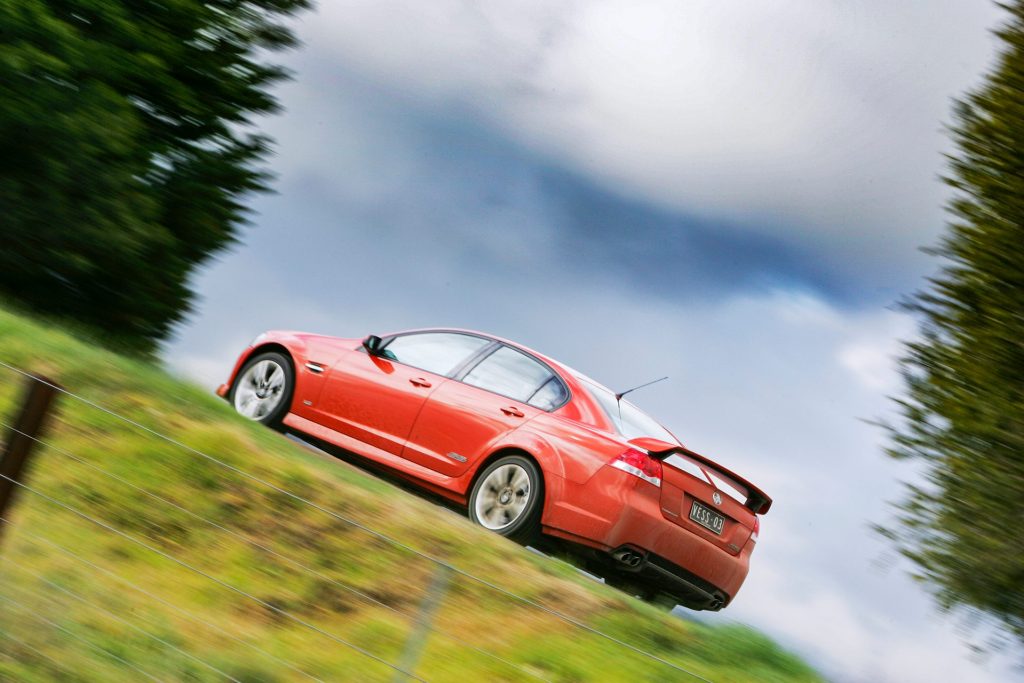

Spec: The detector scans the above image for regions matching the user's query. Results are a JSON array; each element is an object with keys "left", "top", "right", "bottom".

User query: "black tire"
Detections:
[
  {"left": 228, "top": 351, "right": 294, "bottom": 428},
  {"left": 468, "top": 454, "right": 543, "bottom": 544}
]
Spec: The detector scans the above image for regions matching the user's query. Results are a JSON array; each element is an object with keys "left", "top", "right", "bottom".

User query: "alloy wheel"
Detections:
[
  {"left": 473, "top": 463, "right": 532, "bottom": 530},
  {"left": 233, "top": 359, "right": 287, "bottom": 421}
]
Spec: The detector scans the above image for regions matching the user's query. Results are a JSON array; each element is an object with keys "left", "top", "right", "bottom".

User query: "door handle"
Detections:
[
  {"left": 409, "top": 377, "right": 432, "bottom": 388},
  {"left": 501, "top": 406, "right": 525, "bottom": 418}
]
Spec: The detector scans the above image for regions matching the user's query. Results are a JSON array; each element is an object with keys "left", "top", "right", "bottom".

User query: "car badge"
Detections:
[{"left": 712, "top": 491, "right": 722, "bottom": 506}]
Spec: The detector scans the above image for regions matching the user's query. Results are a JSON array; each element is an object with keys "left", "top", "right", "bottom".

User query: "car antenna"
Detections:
[{"left": 615, "top": 376, "right": 668, "bottom": 424}]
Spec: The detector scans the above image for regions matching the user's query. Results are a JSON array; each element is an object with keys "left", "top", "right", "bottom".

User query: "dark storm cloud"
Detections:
[{"left": 537, "top": 169, "right": 854, "bottom": 304}]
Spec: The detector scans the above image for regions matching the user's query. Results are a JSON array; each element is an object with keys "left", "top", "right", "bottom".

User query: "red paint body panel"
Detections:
[
  {"left": 314, "top": 350, "right": 443, "bottom": 455},
  {"left": 219, "top": 328, "right": 769, "bottom": 609},
  {"left": 402, "top": 380, "right": 542, "bottom": 477}
]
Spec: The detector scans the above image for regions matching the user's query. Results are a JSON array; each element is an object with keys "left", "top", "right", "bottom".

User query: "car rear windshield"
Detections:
[{"left": 582, "top": 379, "right": 679, "bottom": 444}]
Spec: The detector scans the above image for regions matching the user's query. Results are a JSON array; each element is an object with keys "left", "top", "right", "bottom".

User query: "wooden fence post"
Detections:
[{"left": 0, "top": 374, "right": 60, "bottom": 547}]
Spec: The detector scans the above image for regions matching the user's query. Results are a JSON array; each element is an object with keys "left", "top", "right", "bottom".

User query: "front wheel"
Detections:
[
  {"left": 468, "top": 455, "right": 543, "bottom": 544},
  {"left": 229, "top": 351, "right": 294, "bottom": 427}
]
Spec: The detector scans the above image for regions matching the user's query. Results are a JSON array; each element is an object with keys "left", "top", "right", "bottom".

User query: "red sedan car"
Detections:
[{"left": 217, "top": 328, "right": 770, "bottom": 610}]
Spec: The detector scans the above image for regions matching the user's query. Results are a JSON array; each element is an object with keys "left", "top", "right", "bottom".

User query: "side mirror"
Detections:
[{"left": 362, "top": 335, "right": 384, "bottom": 355}]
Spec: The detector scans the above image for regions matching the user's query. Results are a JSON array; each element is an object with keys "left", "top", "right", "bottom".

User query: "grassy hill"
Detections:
[{"left": 0, "top": 305, "right": 822, "bottom": 682}]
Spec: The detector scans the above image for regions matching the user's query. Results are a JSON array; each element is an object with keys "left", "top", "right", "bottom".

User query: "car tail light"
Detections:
[
  {"left": 610, "top": 448, "right": 662, "bottom": 487},
  {"left": 751, "top": 516, "right": 760, "bottom": 544}
]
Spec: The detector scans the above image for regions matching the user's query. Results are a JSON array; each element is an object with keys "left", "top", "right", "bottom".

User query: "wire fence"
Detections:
[{"left": 0, "top": 359, "right": 712, "bottom": 683}]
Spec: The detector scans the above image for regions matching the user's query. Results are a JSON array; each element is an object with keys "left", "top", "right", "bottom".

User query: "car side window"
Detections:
[
  {"left": 582, "top": 378, "right": 679, "bottom": 444},
  {"left": 527, "top": 377, "right": 569, "bottom": 410},
  {"left": 463, "top": 345, "right": 555, "bottom": 404},
  {"left": 382, "top": 333, "right": 490, "bottom": 376}
]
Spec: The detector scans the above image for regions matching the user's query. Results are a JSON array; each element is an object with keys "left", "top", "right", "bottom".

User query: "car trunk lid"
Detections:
[{"left": 629, "top": 437, "right": 771, "bottom": 556}]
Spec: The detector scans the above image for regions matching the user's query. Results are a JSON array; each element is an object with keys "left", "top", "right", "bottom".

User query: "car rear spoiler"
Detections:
[{"left": 629, "top": 437, "right": 773, "bottom": 514}]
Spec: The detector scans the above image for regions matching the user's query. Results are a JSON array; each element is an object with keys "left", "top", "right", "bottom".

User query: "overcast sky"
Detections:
[{"left": 165, "top": 2, "right": 1019, "bottom": 680}]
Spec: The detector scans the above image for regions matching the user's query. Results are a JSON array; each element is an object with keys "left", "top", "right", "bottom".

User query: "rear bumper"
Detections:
[
  {"left": 609, "top": 548, "right": 730, "bottom": 610},
  {"left": 543, "top": 468, "right": 752, "bottom": 608}
]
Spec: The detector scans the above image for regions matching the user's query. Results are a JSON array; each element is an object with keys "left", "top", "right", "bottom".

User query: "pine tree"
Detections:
[
  {"left": 0, "top": 0, "right": 310, "bottom": 351},
  {"left": 886, "top": 1, "right": 1024, "bottom": 648}
]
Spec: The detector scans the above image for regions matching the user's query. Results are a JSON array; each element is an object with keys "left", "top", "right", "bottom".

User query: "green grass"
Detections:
[{"left": 0, "top": 305, "right": 823, "bottom": 682}]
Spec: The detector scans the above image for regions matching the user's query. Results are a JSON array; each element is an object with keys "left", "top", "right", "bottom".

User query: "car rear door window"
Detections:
[
  {"left": 462, "top": 346, "right": 555, "bottom": 404},
  {"left": 383, "top": 333, "right": 490, "bottom": 376}
]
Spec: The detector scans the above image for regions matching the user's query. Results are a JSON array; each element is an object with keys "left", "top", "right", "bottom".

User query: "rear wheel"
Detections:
[
  {"left": 229, "top": 351, "right": 293, "bottom": 427},
  {"left": 469, "top": 455, "right": 543, "bottom": 544}
]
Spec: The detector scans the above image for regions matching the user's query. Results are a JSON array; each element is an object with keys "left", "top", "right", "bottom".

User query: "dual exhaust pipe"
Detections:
[{"left": 612, "top": 548, "right": 645, "bottom": 570}]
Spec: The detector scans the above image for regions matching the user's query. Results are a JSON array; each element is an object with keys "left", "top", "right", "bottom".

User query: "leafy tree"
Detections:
[
  {"left": 885, "top": 1, "right": 1024, "bottom": 649},
  {"left": 0, "top": 0, "right": 309, "bottom": 352}
]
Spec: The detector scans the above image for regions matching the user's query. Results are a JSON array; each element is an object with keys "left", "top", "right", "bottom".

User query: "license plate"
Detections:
[{"left": 689, "top": 500, "right": 725, "bottom": 535}]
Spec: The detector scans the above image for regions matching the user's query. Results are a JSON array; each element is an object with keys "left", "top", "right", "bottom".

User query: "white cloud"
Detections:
[
  {"left": 838, "top": 312, "right": 915, "bottom": 393},
  {"left": 736, "top": 564, "right": 1011, "bottom": 683}
]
